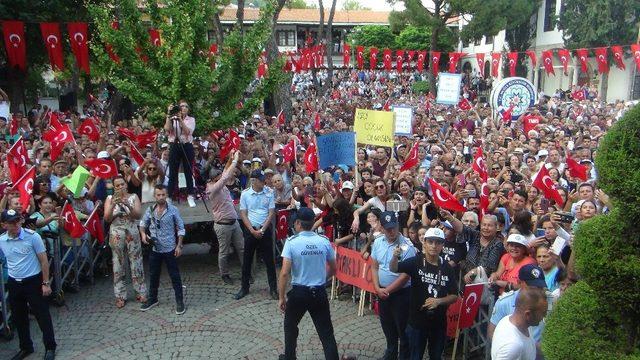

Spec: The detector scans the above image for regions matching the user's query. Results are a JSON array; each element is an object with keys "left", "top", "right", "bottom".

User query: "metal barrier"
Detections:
[
  {"left": 462, "top": 302, "right": 494, "bottom": 359},
  {"left": 0, "top": 259, "right": 13, "bottom": 340}
]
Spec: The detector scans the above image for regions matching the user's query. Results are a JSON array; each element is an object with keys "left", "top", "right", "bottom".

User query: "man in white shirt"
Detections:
[{"left": 491, "top": 287, "right": 547, "bottom": 360}]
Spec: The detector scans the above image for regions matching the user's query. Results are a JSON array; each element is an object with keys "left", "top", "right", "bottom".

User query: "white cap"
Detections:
[
  {"left": 341, "top": 181, "right": 355, "bottom": 191},
  {"left": 97, "top": 151, "right": 110, "bottom": 159},
  {"left": 424, "top": 227, "right": 445, "bottom": 241},
  {"left": 242, "top": 159, "right": 251, "bottom": 165},
  {"left": 252, "top": 157, "right": 263, "bottom": 163},
  {"left": 161, "top": 143, "right": 169, "bottom": 149},
  {"left": 506, "top": 233, "right": 529, "bottom": 247},
  {"left": 537, "top": 149, "right": 549, "bottom": 157}
]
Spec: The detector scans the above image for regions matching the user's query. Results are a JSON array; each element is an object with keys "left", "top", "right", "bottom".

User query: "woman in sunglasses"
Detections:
[
  {"left": 137, "top": 159, "right": 166, "bottom": 204},
  {"left": 350, "top": 179, "right": 390, "bottom": 233}
]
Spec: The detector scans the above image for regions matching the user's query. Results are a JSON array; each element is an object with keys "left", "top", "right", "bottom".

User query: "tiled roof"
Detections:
[{"left": 219, "top": 7, "right": 390, "bottom": 25}]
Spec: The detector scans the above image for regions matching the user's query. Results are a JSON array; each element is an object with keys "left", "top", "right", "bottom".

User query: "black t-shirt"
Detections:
[
  {"left": 441, "top": 240, "right": 467, "bottom": 266},
  {"left": 397, "top": 254, "right": 458, "bottom": 328}
]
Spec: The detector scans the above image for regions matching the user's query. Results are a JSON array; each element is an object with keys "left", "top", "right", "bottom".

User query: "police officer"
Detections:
[
  {"left": 371, "top": 211, "right": 416, "bottom": 360},
  {"left": 0, "top": 209, "right": 56, "bottom": 360},
  {"left": 277, "top": 208, "right": 339, "bottom": 360}
]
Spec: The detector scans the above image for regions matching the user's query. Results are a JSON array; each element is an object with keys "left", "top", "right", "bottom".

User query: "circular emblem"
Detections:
[
  {"left": 491, "top": 77, "right": 537, "bottom": 119},
  {"left": 7, "top": 209, "right": 16, "bottom": 216},
  {"left": 385, "top": 215, "right": 392, "bottom": 223},
  {"left": 531, "top": 268, "right": 541, "bottom": 278}
]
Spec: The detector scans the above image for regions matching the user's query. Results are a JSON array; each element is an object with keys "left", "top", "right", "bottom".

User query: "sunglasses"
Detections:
[
  {"left": 376, "top": 184, "right": 386, "bottom": 189},
  {"left": 147, "top": 167, "right": 157, "bottom": 171},
  {"left": 492, "top": 167, "right": 500, "bottom": 170}
]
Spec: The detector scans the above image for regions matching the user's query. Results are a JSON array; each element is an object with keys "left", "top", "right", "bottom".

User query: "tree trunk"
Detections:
[
  {"left": 266, "top": 0, "right": 292, "bottom": 118},
  {"left": 311, "top": 0, "right": 325, "bottom": 93},
  {"left": 8, "top": 71, "right": 26, "bottom": 113},
  {"left": 428, "top": 27, "right": 439, "bottom": 95},
  {"left": 236, "top": 0, "right": 245, "bottom": 31},
  {"left": 323, "top": 0, "right": 338, "bottom": 95},
  {"left": 212, "top": 12, "right": 225, "bottom": 44},
  {"left": 600, "top": 72, "right": 608, "bottom": 102}
]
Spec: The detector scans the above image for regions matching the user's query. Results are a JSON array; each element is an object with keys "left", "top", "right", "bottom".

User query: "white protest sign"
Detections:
[
  {"left": 436, "top": 72, "right": 462, "bottom": 105},
  {"left": 392, "top": 105, "right": 413, "bottom": 136}
]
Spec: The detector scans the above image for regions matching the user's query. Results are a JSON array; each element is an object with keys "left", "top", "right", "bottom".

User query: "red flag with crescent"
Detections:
[
  {"left": 507, "top": 52, "right": 518, "bottom": 77},
  {"left": 472, "top": 147, "right": 488, "bottom": 182},
  {"left": 458, "top": 283, "right": 485, "bottom": 329},
  {"left": 282, "top": 140, "right": 296, "bottom": 163},
  {"left": 416, "top": 51, "right": 427, "bottom": 72},
  {"left": 78, "top": 118, "right": 100, "bottom": 142},
  {"left": 383, "top": 49, "right": 392, "bottom": 71},
  {"left": 62, "top": 202, "right": 87, "bottom": 238},
  {"left": 475, "top": 53, "right": 485, "bottom": 75},
  {"left": 84, "top": 206, "right": 105, "bottom": 244},
  {"left": 429, "top": 178, "right": 466, "bottom": 213},
  {"left": 533, "top": 165, "right": 564, "bottom": 206},
  {"left": 43, "top": 124, "right": 74, "bottom": 161},
  {"left": 11, "top": 166, "right": 35, "bottom": 211},
  {"left": 557, "top": 49, "right": 571, "bottom": 75},
  {"left": 2, "top": 20, "right": 26, "bottom": 71},
  {"left": 541, "top": 50, "right": 555, "bottom": 76},
  {"left": 407, "top": 50, "right": 415, "bottom": 63},
  {"left": 129, "top": 142, "right": 145, "bottom": 166},
  {"left": 219, "top": 130, "right": 240, "bottom": 161},
  {"left": 277, "top": 110, "right": 286, "bottom": 127},
  {"left": 356, "top": 46, "right": 364, "bottom": 69},
  {"left": 9, "top": 114, "right": 19, "bottom": 136},
  {"left": 575, "top": 48, "right": 589, "bottom": 73},
  {"left": 610, "top": 45, "right": 625, "bottom": 70},
  {"left": 148, "top": 28, "right": 161, "bottom": 47},
  {"left": 276, "top": 209, "right": 290, "bottom": 241},
  {"left": 67, "top": 22, "right": 90, "bottom": 74},
  {"left": 396, "top": 50, "right": 404, "bottom": 72},
  {"left": 631, "top": 44, "right": 640, "bottom": 71},
  {"left": 343, "top": 43, "right": 351, "bottom": 67},
  {"left": 525, "top": 50, "right": 537, "bottom": 68},
  {"left": 594, "top": 47, "right": 609, "bottom": 74},
  {"left": 85, "top": 158, "right": 119, "bottom": 179},
  {"left": 431, "top": 51, "right": 441, "bottom": 76},
  {"left": 136, "top": 130, "right": 158, "bottom": 148},
  {"left": 566, "top": 155, "right": 588, "bottom": 181},
  {"left": 369, "top": 47, "right": 379, "bottom": 69},
  {"left": 40, "top": 23, "right": 65, "bottom": 71},
  {"left": 457, "top": 98, "right": 472, "bottom": 111},
  {"left": 7, "top": 137, "right": 30, "bottom": 183},
  {"left": 400, "top": 142, "right": 420, "bottom": 172},
  {"left": 313, "top": 112, "right": 321, "bottom": 130},
  {"left": 304, "top": 143, "right": 319, "bottom": 173},
  {"left": 490, "top": 53, "right": 501, "bottom": 77},
  {"left": 117, "top": 127, "right": 137, "bottom": 141},
  {"left": 448, "top": 52, "right": 465, "bottom": 73}
]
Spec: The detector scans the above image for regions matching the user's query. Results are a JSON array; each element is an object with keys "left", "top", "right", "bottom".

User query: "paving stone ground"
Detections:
[{"left": 0, "top": 251, "right": 388, "bottom": 359}]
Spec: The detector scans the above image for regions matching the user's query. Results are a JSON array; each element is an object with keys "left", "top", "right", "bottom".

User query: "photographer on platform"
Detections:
[{"left": 164, "top": 101, "right": 197, "bottom": 207}]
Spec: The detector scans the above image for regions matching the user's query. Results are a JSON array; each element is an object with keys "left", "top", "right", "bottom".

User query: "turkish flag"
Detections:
[
  {"left": 136, "top": 130, "right": 158, "bottom": 148},
  {"left": 117, "top": 128, "right": 136, "bottom": 142},
  {"left": 85, "top": 158, "right": 119, "bottom": 179},
  {"left": 557, "top": 49, "right": 571, "bottom": 75},
  {"left": 631, "top": 44, "right": 640, "bottom": 71},
  {"left": 429, "top": 178, "right": 466, "bottom": 213},
  {"left": 475, "top": 53, "right": 485, "bottom": 76},
  {"left": 304, "top": 143, "right": 319, "bottom": 173},
  {"left": 575, "top": 48, "right": 589, "bottom": 73},
  {"left": 356, "top": 46, "right": 364, "bottom": 69},
  {"left": 7, "top": 137, "right": 30, "bottom": 183},
  {"left": 400, "top": 142, "right": 419, "bottom": 172},
  {"left": 129, "top": 143, "right": 146, "bottom": 166},
  {"left": 490, "top": 53, "right": 501, "bottom": 77},
  {"left": 532, "top": 166, "right": 564, "bottom": 206},
  {"left": 448, "top": 52, "right": 465, "bottom": 73},
  {"left": 501, "top": 106, "right": 514, "bottom": 123},
  {"left": 43, "top": 124, "right": 75, "bottom": 161},
  {"left": 457, "top": 98, "right": 472, "bottom": 111},
  {"left": 40, "top": 23, "right": 65, "bottom": 71},
  {"left": 78, "top": 118, "right": 100, "bottom": 141},
  {"left": 84, "top": 207, "right": 105, "bottom": 244},
  {"left": 48, "top": 112, "right": 64, "bottom": 132},
  {"left": 343, "top": 43, "right": 350, "bottom": 67},
  {"left": 383, "top": 49, "right": 392, "bottom": 71},
  {"left": 67, "top": 22, "right": 90, "bottom": 74},
  {"left": 396, "top": 50, "right": 404, "bottom": 72},
  {"left": 61, "top": 202, "right": 87, "bottom": 238},
  {"left": 479, "top": 181, "right": 489, "bottom": 222},
  {"left": 610, "top": 45, "right": 625, "bottom": 70},
  {"left": 383, "top": 99, "right": 392, "bottom": 111},
  {"left": 277, "top": 110, "right": 286, "bottom": 127},
  {"left": 282, "top": 140, "right": 296, "bottom": 163},
  {"left": 566, "top": 155, "right": 588, "bottom": 181},
  {"left": 571, "top": 89, "right": 586, "bottom": 101},
  {"left": 148, "top": 28, "right": 161, "bottom": 47},
  {"left": 370, "top": 47, "right": 379, "bottom": 69},
  {"left": 276, "top": 209, "right": 290, "bottom": 241},
  {"left": 2, "top": 20, "right": 27, "bottom": 71},
  {"left": 431, "top": 51, "right": 441, "bottom": 76},
  {"left": 594, "top": 47, "right": 609, "bottom": 73},
  {"left": 458, "top": 283, "right": 485, "bottom": 329},
  {"left": 507, "top": 52, "right": 518, "bottom": 77},
  {"left": 9, "top": 114, "right": 19, "bottom": 136},
  {"left": 313, "top": 112, "right": 321, "bottom": 130},
  {"left": 541, "top": 50, "right": 555, "bottom": 76},
  {"left": 472, "top": 147, "right": 488, "bottom": 182},
  {"left": 416, "top": 50, "right": 426, "bottom": 72},
  {"left": 525, "top": 50, "right": 537, "bottom": 68},
  {"left": 11, "top": 166, "right": 35, "bottom": 211},
  {"left": 407, "top": 50, "right": 415, "bottom": 63}
]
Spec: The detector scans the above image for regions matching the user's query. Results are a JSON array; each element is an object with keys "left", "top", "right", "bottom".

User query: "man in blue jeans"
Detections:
[{"left": 139, "top": 184, "right": 186, "bottom": 314}]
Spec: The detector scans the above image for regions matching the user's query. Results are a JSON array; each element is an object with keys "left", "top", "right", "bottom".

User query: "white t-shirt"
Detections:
[{"left": 491, "top": 316, "right": 537, "bottom": 360}]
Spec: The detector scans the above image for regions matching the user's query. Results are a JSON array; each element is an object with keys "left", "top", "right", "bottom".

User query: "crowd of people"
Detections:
[{"left": 0, "top": 66, "right": 635, "bottom": 360}]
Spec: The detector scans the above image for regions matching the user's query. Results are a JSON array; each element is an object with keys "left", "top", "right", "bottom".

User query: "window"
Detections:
[
  {"left": 474, "top": 38, "right": 481, "bottom": 46},
  {"left": 277, "top": 30, "right": 296, "bottom": 46},
  {"left": 544, "top": 0, "right": 557, "bottom": 32},
  {"left": 485, "top": 36, "right": 494, "bottom": 45}
]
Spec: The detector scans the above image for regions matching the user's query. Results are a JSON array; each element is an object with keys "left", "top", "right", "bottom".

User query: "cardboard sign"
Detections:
[
  {"left": 392, "top": 105, "right": 413, "bottom": 136},
  {"left": 333, "top": 245, "right": 376, "bottom": 294},
  {"left": 317, "top": 132, "right": 356, "bottom": 169},
  {"left": 447, "top": 298, "right": 462, "bottom": 338},
  {"left": 436, "top": 72, "right": 462, "bottom": 105},
  {"left": 354, "top": 109, "right": 395, "bottom": 147}
]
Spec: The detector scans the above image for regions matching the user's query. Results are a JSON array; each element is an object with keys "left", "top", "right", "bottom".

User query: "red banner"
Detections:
[
  {"left": 67, "top": 22, "right": 90, "bottom": 74},
  {"left": 446, "top": 298, "right": 462, "bottom": 338},
  {"left": 2, "top": 20, "right": 26, "bottom": 71},
  {"left": 334, "top": 245, "right": 376, "bottom": 294},
  {"left": 40, "top": 23, "right": 65, "bottom": 71}
]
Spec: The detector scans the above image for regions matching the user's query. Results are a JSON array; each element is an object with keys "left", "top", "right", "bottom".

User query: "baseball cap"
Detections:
[
  {"left": 440, "top": 220, "right": 453, "bottom": 230},
  {"left": 264, "top": 169, "right": 274, "bottom": 175},
  {"left": 293, "top": 207, "right": 315, "bottom": 223},
  {"left": 424, "top": 227, "right": 445, "bottom": 242},
  {"left": 380, "top": 211, "right": 398, "bottom": 230},
  {"left": 537, "top": 149, "right": 549, "bottom": 158},
  {"left": 97, "top": 151, "right": 110, "bottom": 159},
  {"left": 341, "top": 181, "right": 354, "bottom": 191},
  {"left": 506, "top": 233, "right": 529, "bottom": 247},
  {"left": 252, "top": 157, "right": 263, "bottom": 164},
  {"left": 1, "top": 209, "right": 21, "bottom": 223},
  {"left": 242, "top": 160, "right": 251, "bottom": 165},
  {"left": 518, "top": 264, "right": 547, "bottom": 288},
  {"left": 161, "top": 143, "right": 169, "bottom": 149},
  {"left": 250, "top": 169, "right": 265, "bottom": 181}
]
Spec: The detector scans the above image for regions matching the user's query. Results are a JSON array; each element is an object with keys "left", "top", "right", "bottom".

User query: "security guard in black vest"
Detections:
[
  {"left": 0, "top": 209, "right": 57, "bottom": 360},
  {"left": 277, "top": 207, "right": 339, "bottom": 360}
]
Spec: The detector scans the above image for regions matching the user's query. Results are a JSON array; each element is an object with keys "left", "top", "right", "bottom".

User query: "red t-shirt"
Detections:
[
  {"left": 522, "top": 114, "right": 542, "bottom": 137},
  {"left": 498, "top": 253, "right": 536, "bottom": 291}
]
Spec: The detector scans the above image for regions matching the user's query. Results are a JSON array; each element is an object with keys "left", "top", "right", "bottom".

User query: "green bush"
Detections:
[{"left": 411, "top": 81, "right": 430, "bottom": 94}]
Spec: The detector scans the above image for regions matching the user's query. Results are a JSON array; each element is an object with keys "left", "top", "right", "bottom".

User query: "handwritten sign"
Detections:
[
  {"left": 447, "top": 298, "right": 463, "bottom": 338},
  {"left": 436, "top": 72, "right": 462, "bottom": 105},
  {"left": 392, "top": 105, "right": 413, "bottom": 136},
  {"left": 317, "top": 132, "right": 356, "bottom": 170},
  {"left": 354, "top": 109, "right": 395, "bottom": 147},
  {"left": 333, "top": 245, "right": 376, "bottom": 294}
]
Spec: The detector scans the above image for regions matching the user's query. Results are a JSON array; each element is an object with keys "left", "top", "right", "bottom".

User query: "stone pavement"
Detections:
[{"left": 0, "top": 253, "right": 388, "bottom": 359}]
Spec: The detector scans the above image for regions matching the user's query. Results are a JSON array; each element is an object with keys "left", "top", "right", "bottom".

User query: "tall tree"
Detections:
[
  {"left": 323, "top": 0, "right": 338, "bottom": 93},
  {"left": 265, "top": 0, "right": 293, "bottom": 118},
  {"left": 557, "top": 0, "right": 640, "bottom": 100},
  {"left": 342, "top": 0, "right": 371, "bottom": 11},
  {"left": 90, "top": 0, "right": 287, "bottom": 132}
]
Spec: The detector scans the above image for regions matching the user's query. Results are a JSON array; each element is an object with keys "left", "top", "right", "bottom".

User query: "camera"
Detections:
[
  {"left": 556, "top": 212, "right": 575, "bottom": 223},
  {"left": 168, "top": 104, "right": 181, "bottom": 116}
]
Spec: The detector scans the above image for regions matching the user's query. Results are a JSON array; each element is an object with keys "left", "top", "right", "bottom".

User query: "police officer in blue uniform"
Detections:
[
  {"left": 277, "top": 208, "right": 339, "bottom": 360},
  {"left": 0, "top": 209, "right": 56, "bottom": 360}
]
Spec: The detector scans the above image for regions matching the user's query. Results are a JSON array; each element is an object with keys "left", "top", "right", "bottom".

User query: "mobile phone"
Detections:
[
  {"left": 458, "top": 174, "right": 466, "bottom": 187},
  {"left": 556, "top": 212, "right": 575, "bottom": 223},
  {"left": 540, "top": 198, "right": 550, "bottom": 213},
  {"left": 467, "top": 189, "right": 476, "bottom": 198},
  {"left": 535, "top": 228, "right": 545, "bottom": 237}
]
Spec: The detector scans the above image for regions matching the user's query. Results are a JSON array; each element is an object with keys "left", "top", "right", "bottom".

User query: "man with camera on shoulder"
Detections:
[
  {"left": 139, "top": 184, "right": 187, "bottom": 315},
  {"left": 164, "top": 101, "right": 197, "bottom": 207}
]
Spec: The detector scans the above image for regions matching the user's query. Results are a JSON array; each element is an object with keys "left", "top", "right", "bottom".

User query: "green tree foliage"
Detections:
[
  {"left": 89, "top": 0, "right": 287, "bottom": 133},
  {"left": 458, "top": 0, "right": 541, "bottom": 44},
  {"left": 346, "top": 25, "right": 395, "bottom": 49},
  {"left": 395, "top": 25, "right": 456, "bottom": 52},
  {"left": 342, "top": 0, "right": 370, "bottom": 11},
  {"left": 286, "top": 0, "right": 317, "bottom": 9},
  {"left": 542, "top": 104, "right": 640, "bottom": 358}
]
